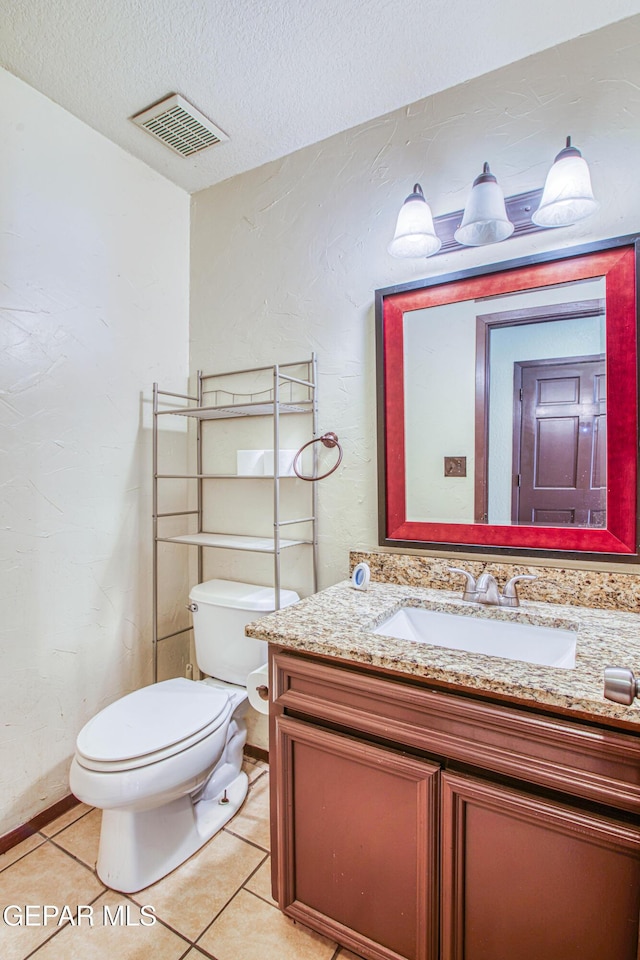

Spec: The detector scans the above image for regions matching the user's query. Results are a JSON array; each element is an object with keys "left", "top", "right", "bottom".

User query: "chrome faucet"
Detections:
[
  {"left": 475, "top": 572, "right": 502, "bottom": 605},
  {"left": 447, "top": 568, "right": 536, "bottom": 608}
]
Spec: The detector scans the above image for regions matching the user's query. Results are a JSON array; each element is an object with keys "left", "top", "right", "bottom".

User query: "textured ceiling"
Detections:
[{"left": 3, "top": 0, "right": 640, "bottom": 194}]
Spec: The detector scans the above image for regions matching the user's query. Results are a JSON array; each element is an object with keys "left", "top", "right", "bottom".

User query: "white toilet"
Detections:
[{"left": 70, "top": 579, "right": 298, "bottom": 893}]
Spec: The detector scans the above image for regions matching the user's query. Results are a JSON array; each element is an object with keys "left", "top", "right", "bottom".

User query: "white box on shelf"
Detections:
[
  {"left": 263, "top": 449, "right": 298, "bottom": 477},
  {"left": 236, "top": 450, "right": 265, "bottom": 476}
]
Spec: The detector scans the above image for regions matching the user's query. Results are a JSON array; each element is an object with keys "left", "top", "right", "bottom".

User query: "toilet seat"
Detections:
[{"left": 75, "top": 678, "right": 232, "bottom": 773}]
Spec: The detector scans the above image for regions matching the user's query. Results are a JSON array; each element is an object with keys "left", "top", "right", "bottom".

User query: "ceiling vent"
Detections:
[{"left": 131, "top": 94, "right": 229, "bottom": 157}]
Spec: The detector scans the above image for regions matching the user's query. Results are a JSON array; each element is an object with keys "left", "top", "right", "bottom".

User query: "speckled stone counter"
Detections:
[{"left": 245, "top": 580, "right": 640, "bottom": 727}]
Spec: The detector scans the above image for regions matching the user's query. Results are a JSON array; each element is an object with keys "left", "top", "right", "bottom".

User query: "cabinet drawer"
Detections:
[{"left": 271, "top": 650, "right": 640, "bottom": 813}]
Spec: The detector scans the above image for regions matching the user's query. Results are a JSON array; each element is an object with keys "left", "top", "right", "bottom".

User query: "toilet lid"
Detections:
[{"left": 76, "top": 678, "right": 230, "bottom": 763}]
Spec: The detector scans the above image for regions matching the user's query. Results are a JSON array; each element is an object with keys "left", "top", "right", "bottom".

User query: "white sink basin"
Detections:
[{"left": 372, "top": 606, "right": 577, "bottom": 669}]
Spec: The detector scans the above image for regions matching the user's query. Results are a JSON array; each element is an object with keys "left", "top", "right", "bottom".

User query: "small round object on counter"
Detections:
[{"left": 351, "top": 562, "right": 371, "bottom": 591}]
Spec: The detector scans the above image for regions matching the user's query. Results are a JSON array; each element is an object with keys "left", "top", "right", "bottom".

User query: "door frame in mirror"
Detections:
[
  {"left": 375, "top": 235, "right": 640, "bottom": 561},
  {"left": 474, "top": 298, "right": 607, "bottom": 525}
]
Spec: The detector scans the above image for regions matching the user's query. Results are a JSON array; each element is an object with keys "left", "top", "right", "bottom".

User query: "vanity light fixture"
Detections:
[
  {"left": 389, "top": 136, "right": 598, "bottom": 258},
  {"left": 387, "top": 183, "right": 441, "bottom": 258},
  {"left": 532, "top": 136, "right": 599, "bottom": 228},
  {"left": 454, "top": 162, "right": 514, "bottom": 247}
]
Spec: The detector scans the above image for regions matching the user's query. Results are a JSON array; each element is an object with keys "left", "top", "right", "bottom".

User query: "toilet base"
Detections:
[{"left": 96, "top": 771, "right": 249, "bottom": 893}]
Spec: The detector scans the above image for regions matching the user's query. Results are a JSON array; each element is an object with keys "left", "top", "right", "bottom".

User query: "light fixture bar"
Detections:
[{"left": 432, "top": 187, "right": 543, "bottom": 256}]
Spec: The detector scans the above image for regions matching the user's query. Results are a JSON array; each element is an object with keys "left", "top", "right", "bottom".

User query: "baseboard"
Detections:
[
  {"left": 244, "top": 744, "right": 269, "bottom": 764},
  {"left": 1, "top": 752, "right": 266, "bottom": 857},
  {"left": 0, "top": 794, "right": 80, "bottom": 856}
]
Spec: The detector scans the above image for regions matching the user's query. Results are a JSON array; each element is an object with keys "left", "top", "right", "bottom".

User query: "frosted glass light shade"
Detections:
[
  {"left": 532, "top": 137, "right": 599, "bottom": 227},
  {"left": 454, "top": 163, "right": 514, "bottom": 247},
  {"left": 388, "top": 184, "right": 441, "bottom": 258}
]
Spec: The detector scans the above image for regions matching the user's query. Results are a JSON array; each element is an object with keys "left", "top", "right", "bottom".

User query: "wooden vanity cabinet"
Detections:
[{"left": 269, "top": 649, "right": 640, "bottom": 960}]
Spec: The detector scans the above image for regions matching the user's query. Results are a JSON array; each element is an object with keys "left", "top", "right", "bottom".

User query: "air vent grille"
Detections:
[{"left": 131, "top": 94, "right": 228, "bottom": 157}]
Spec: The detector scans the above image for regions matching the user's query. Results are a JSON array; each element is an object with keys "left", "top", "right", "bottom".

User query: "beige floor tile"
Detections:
[
  {"left": 242, "top": 758, "right": 268, "bottom": 784},
  {"left": 244, "top": 856, "right": 277, "bottom": 905},
  {"left": 337, "top": 950, "right": 366, "bottom": 959},
  {"left": 225, "top": 771, "right": 270, "bottom": 850},
  {"left": 40, "top": 803, "right": 93, "bottom": 837},
  {"left": 130, "top": 828, "right": 265, "bottom": 941},
  {"left": 0, "top": 841, "right": 104, "bottom": 960},
  {"left": 182, "top": 951, "right": 212, "bottom": 959},
  {"left": 53, "top": 808, "right": 102, "bottom": 868},
  {"left": 0, "top": 833, "right": 46, "bottom": 872},
  {"left": 198, "top": 888, "right": 337, "bottom": 960},
  {"left": 29, "top": 892, "right": 189, "bottom": 960}
]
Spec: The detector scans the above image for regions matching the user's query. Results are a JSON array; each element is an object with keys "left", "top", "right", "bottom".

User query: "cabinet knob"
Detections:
[{"left": 603, "top": 666, "right": 639, "bottom": 706}]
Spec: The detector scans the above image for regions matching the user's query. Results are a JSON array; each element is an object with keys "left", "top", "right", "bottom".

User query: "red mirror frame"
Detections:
[{"left": 375, "top": 236, "right": 639, "bottom": 560}]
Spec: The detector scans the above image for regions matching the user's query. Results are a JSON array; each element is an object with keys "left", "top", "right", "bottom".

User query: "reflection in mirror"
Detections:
[
  {"left": 404, "top": 278, "right": 606, "bottom": 528},
  {"left": 376, "top": 238, "right": 638, "bottom": 559},
  {"left": 487, "top": 288, "right": 606, "bottom": 528}
]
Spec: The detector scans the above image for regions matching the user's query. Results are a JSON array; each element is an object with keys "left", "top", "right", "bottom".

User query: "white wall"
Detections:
[
  {"left": 404, "top": 301, "right": 477, "bottom": 523},
  {"left": 0, "top": 69, "right": 190, "bottom": 835},
  {"left": 190, "top": 16, "right": 640, "bottom": 591}
]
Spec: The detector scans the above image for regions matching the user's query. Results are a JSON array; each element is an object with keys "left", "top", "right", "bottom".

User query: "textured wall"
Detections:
[
  {"left": 190, "top": 18, "right": 640, "bottom": 598},
  {"left": 0, "top": 69, "right": 190, "bottom": 835}
]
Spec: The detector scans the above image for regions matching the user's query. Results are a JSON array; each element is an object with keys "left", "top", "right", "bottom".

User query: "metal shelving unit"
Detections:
[{"left": 152, "top": 355, "right": 318, "bottom": 682}]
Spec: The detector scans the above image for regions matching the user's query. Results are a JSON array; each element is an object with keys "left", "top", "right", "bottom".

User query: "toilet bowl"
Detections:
[{"left": 70, "top": 579, "right": 298, "bottom": 893}]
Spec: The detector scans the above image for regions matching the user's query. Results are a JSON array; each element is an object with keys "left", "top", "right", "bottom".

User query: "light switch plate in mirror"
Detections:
[{"left": 444, "top": 457, "right": 467, "bottom": 478}]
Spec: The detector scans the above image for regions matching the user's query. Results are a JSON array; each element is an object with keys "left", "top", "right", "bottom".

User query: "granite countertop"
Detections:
[{"left": 245, "top": 580, "right": 640, "bottom": 727}]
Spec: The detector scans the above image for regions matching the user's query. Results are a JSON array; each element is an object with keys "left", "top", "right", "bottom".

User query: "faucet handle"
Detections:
[
  {"left": 447, "top": 567, "right": 478, "bottom": 601},
  {"left": 501, "top": 574, "right": 537, "bottom": 606}
]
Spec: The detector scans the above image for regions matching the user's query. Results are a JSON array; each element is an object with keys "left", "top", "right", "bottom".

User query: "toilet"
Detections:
[{"left": 70, "top": 578, "right": 299, "bottom": 893}]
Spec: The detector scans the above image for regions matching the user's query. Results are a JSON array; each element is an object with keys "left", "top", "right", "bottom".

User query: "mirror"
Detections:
[{"left": 376, "top": 237, "right": 639, "bottom": 559}]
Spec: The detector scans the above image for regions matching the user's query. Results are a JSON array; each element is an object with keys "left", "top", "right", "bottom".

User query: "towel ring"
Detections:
[{"left": 293, "top": 432, "right": 343, "bottom": 481}]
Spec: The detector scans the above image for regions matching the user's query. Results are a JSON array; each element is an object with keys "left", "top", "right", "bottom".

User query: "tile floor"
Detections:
[{"left": 0, "top": 758, "right": 363, "bottom": 960}]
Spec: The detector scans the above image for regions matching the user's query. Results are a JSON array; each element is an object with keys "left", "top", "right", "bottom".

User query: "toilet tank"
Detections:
[{"left": 188, "top": 579, "right": 299, "bottom": 685}]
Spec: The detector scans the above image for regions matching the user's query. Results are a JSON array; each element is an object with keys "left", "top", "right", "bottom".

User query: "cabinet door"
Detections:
[
  {"left": 441, "top": 771, "right": 640, "bottom": 960},
  {"left": 273, "top": 715, "right": 440, "bottom": 960}
]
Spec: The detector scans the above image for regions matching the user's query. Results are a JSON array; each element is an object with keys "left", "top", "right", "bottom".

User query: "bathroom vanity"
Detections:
[{"left": 246, "top": 579, "right": 640, "bottom": 960}]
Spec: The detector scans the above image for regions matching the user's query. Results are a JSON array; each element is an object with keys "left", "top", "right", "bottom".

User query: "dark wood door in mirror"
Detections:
[{"left": 375, "top": 236, "right": 639, "bottom": 560}]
